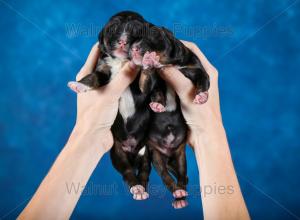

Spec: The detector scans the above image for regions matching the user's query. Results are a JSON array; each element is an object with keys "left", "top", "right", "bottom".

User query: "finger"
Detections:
[
  {"left": 159, "top": 66, "right": 195, "bottom": 102},
  {"left": 76, "top": 42, "right": 100, "bottom": 81},
  {"left": 104, "top": 61, "right": 139, "bottom": 98}
]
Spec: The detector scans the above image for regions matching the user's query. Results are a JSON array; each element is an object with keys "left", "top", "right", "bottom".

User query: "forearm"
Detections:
[
  {"left": 18, "top": 126, "right": 109, "bottom": 220},
  {"left": 193, "top": 121, "right": 250, "bottom": 220}
]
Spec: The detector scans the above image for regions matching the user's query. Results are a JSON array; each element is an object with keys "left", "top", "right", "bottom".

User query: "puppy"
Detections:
[
  {"left": 130, "top": 25, "right": 210, "bottom": 112},
  {"left": 146, "top": 77, "right": 189, "bottom": 209},
  {"left": 68, "top": 11, "right": 152, "bottom": 200}
]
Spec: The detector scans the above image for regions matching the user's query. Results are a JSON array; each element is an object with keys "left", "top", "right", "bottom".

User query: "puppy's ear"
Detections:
[{"left": 98, "top": 29, "right": 106, "bottom": 53}]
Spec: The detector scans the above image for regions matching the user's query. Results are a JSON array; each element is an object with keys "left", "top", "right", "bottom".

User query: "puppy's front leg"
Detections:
[
  {"left": 139, "top": 69, "right": 166, "bottom": 112},
  {"left": 149, "top": 89, "right": 166, "bottom": 113},
  {"left": 68, "top": 63, "right": 111, "bottom": 93},
  {"left": 150, "top": 74, "right": 167, "bottom": 112}
]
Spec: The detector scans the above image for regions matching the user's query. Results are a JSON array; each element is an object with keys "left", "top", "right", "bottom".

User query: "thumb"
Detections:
[
  {"left": 76, "top": 42, "right": 100, "bottom": 81},
  {"left": 159, "top": 66, "right": 195, "bottom": 103},
  {"left": 104, "top": 61, "right": 139, "bottom": 98}
]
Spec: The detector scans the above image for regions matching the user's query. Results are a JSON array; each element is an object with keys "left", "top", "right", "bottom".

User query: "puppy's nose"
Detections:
[
  {"left": 131, "top": 46, "right": 140, "bottom": 52},
  {"left": 118, "top": 40, "right": 127, "bottom": 48}
]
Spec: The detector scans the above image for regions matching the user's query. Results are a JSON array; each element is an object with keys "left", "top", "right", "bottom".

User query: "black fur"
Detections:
[
  {"left": 75, "top": 11, "right": 152, "bottom": 193},
  {"left": 147, "top": 80, "right": 189, "bottom": 198},
  {"left": 131, "top": 25, "right": 210, "bottom": 106}
]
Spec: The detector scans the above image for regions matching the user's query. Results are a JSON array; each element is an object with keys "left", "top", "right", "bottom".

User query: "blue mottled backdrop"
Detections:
[{"left": 0, "top": 0, "right": 300, "bottom": 219}]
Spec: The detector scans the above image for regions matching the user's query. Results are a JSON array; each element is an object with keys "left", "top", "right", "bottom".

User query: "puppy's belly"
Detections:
[
  {"left": 119, "top": 87, "right": 136, "bottom": 122},
  {"left": 105, "top": 56, "right": 136, "bottom": 121},
  {"left": 104, "top": 56, "right": 126, "bottom": 78}
]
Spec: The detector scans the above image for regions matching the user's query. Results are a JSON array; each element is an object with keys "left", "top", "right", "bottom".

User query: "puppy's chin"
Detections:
[
  {"left": 130, "top": 52, "right": 143, "bottom": 65},
  {"left": 112, "top": 50, "right": 128, "bottom": 59},
  {"left": 132, "top": 57, "right": 142, "bottom": 66}
]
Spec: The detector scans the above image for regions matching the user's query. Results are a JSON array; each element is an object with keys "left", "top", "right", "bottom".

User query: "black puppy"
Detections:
[
  {"left": 68, "top": 11, "right": 152, "bottom": 200},
  {"left": 147, "top": 83, "right": 189, "bottom": 209},
  {"left": 130, "top": 25, "right": 210, "bottom": 112}
]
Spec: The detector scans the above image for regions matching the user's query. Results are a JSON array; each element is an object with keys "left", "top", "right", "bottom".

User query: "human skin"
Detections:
[
  {"left": 18, "top": 43, "right": 139, "bottom": 220},
  {"left": 18, "top": 41, "right": 250, "bottom": 220}
]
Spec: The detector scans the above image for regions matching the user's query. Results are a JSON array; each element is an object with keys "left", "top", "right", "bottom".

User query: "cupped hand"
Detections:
[
  {"left": 159, "top": 40, "right": 221, "bottom": 148},
  {"left": 73, "top": 43, "right": 139, "bottom": 153}
]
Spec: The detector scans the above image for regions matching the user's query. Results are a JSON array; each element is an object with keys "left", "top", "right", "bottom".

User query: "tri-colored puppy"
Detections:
[{"left": 68, "top": 11, "right": 152, "bottom": 200}]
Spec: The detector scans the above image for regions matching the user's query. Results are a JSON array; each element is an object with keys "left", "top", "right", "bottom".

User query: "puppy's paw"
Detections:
[
  {"left": 149, "top": 102, "right": 166, "bottom": 113},
  {"left": 68, "top": 81, "right": 91, "bottom": 93},
  {"left": 130, "top": 185, "right": 149, "bottom": 200},
  {"left": 193, "top": 91, "right": 209, "bottom": 104},
  {"left": 130, "top": 185, "right": 145, "bottom": 194},
  {"left": 172, "top": 199, "right": 188, "bottom": 209},
  {"left": 173, "top": 189, "right": 188, "bottom": 199},
  {"left": 133, "top": 191, "right": 149, "bottom": 200},
  {"left": 142, "top": 51, "right": 161, "bottom": 69}
]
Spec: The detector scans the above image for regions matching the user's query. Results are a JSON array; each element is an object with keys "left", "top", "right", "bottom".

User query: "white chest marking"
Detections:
[
  {"left": 165, "top": 84, "right": 177, "bottom": 112},
  {"left": 138, "top": 146, "right": 146, "bottom": 156},
  {"left": 119, "top": 87, "right": 136, "bottom": 122},
  {"left": 104, "top": 56, "right": 136, "bottom": 121},
  {"left": 104, "top": 56, "right": 125, "bottom": 79}
]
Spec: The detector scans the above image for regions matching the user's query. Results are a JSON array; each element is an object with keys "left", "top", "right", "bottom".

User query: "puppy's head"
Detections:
[
  {"left": 129, "top": 26, "right": 173, "bottom": 65},
  {"left": 99, "top": 11, "right": 146, "bottom": 59}
]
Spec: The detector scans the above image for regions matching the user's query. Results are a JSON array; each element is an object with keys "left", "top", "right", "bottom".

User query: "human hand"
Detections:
[
  {"left": 17, "top": 43, "right": 139, "bottom": 220},
  {"left": 73, "top": 43, "right": 138, "bottom": 153},
  {"left": 160, "top": 41, "right": 250, "bottom": 220},
  {"left": 159, "top": 40, "right": 221, "bottom": 148}
]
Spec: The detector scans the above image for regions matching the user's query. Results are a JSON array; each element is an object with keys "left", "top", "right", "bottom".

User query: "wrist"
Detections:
[
  {"left": 190, "top": 120, "right": 230, "bottom": 165},
  {"left": 188, "top": 111, "right": 225, "bottom": 147},
  {"left": 69, "top": 124, "right": 113, "bottom": 155},
  {"left": 192, "top": 119, "right": 226, "bottom": 145}
]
